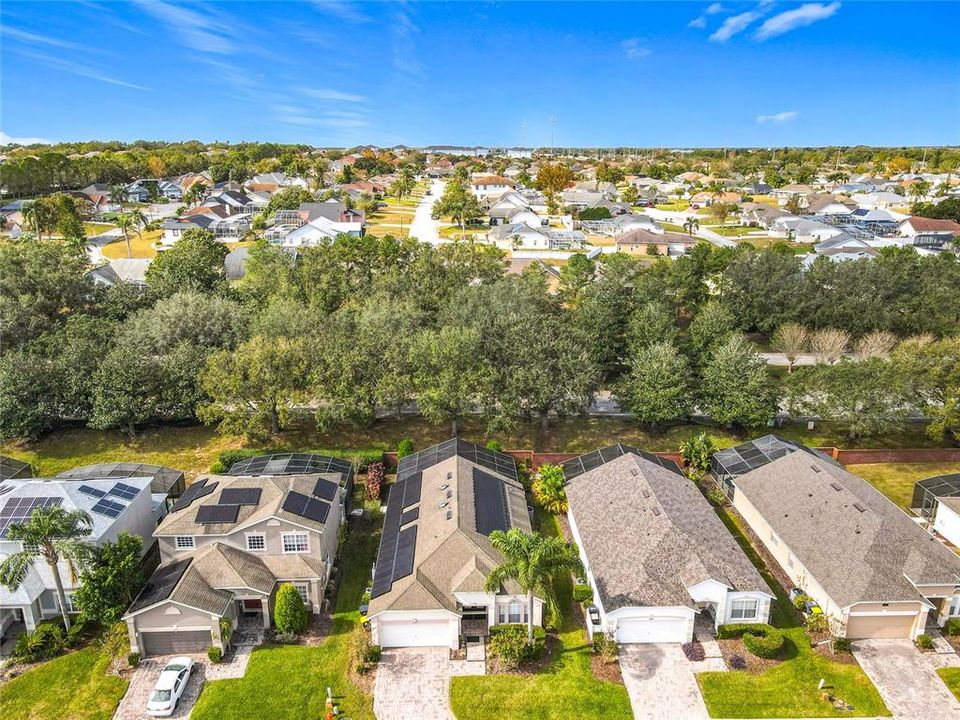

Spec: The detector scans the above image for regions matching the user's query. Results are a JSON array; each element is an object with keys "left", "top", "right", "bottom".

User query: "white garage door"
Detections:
[
  {"left": 378, "top": 619, "right": 451, "bottom": 648},
  {"left": 616, "top": 616, "right": 688, "bottom": 644}
]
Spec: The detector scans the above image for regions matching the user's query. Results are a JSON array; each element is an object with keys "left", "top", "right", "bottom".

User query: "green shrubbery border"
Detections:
[{"left": 717, "top": 623, "right": 784, "bottom": 659}]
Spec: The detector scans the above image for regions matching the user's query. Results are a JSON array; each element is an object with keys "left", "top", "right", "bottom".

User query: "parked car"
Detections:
[{"left": 146, "top": 657, "right": 194, "bottom": 717}]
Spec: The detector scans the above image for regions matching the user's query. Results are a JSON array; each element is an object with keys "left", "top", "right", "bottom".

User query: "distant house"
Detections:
[
  {"left": 565, "top": 446, "right": 773, "bottom": 644},
  {"left": 739, "top": 202, "right": 789, "bottom": 229},
  {"left": 851, "top": 191, "right": 906, "bottom": 211},
  {"left": 812, "top": 234, "right": 879, "bottom": 259},
  {"left": 688, "top": 191, "right": 741, "bottom": 206},
  {"left": 469, "top": 176, "right": 516, "bottom": 202},
  {"left": 712, "top": 436, "right": 960, "bottom": 639},
  {"left": 269, "top": 215, "right": 363, "bottom": 248},
  {"left": 805, "top": 195, "right": 856, "bottom": 216},
  {"left": 615, "top": 228, "right": 697, "bottom": 258},
  {"left": 487, "top": 223, "right": 585, "bottom": 251},
  {"left": 88, "top": 258, "right": 152, "bottom": 288},
  {"left": 560, "top": 189, "right": 605, "bottom": 210},
  {"left": 487, "top": 192, "right": 544, "bottom": 227},
  {"left": 296, "top": 201, "right": 365, "bottom": 225},
  {"left": 245, "top": 172, "right": 308, "bottom": 194},
  {"left": 771, "top": 217, "right": 845, "bottom": 244},
  {"left": 899, "top": 216, "right": 960, "bottom": 238},
  {"left": 580, "top": 213, "right": 662, "bottom": 237}
]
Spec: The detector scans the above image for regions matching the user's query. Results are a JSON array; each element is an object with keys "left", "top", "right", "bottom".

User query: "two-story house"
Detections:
[{"left": 123, "top": 453, "right": 353, "bottom": 657}]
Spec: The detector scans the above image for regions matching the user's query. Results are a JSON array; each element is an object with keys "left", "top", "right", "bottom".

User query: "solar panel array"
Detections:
[
  {"left": 0, "top": 455, "right": 32, "bottom": 481},
  {"left": 91, "top": 497, "right": 126, "bottom": 518},
  {"left": 711, "top": 435, "right": 838, "bottom": 480},
  {"left": 397, "top": 438, "right": 517, "bottom": 482},
  {"left": 226, "top": 453, "right": 354, "bottom": 481},
  {"left": 219, "top": 488, "right": 262, "bottom": 506},
  {"left": 56, "top": 462, "right": 185, "bottom": 497},
  {"left": 0, "top": 496, "right": 63, "bottom": 537},
  {"left": 197, "top": 504, "right": 241, "bottom": 524},
  {"left": 371, "top": 473, "right": 424, "bottom": 598},
  {"left": 128, "top": 558, "right": 191, "bottom": 613},
  {"left": 79, "top": 484, "right": 106, "bottom": 498},
  {"left": 561, "top": 444, "right": 683, "bottom": 481},
  {"left": 312, "top": 478, "right": 339, "bottom": 502},
  {"left": 171, "top": 479, "right": 219, "bottom": 512},
  {"left": 473, "top": 468, "right": 510, "bottom": 536},
  {"left": 108, "top": 482, "right": 140, "bottom": 501},
  {"left": 281, "top": 490, "right": 330, "bottom": 524}
]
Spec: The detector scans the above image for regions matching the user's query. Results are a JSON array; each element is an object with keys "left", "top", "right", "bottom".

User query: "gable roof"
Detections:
[
  {"left": 731, "top": 449, "right": 960, "bottom": 607},
  {"left": 902, "top": 216, "right": 960, "bottom": 234},
  {"left": 367, "top": 439, "right": 531, "bottom": 616}
]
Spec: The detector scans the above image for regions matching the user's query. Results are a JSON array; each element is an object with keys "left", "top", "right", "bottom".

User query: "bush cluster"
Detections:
[
  {"left": 682, "top": 640, "right": 705, "bottom": 662},
  {"left": 351, "top": 625, "right": 381, "bottom": 675},
  {"left": 729, "top": 653, "right": 747, "bottom": 670},
  {"left": 127, "top": 651, "right": 141, "bottom": 667},
  {"left": 14, "top": 622, "right": 66, "bottom": 662},
  {"left": 207, "top": 646, "right": 223, "bottom": 663},
  {"left": 832, "top": 636, "right": 852, "bottom": 652},
  {"left": 717, "top": 622, "right": 784, "bottom": 659},
  {"left": 365, "top": 462, "right": 384, "bottom": 501},
  {"left": 396, "top": 438, "right": 415, "bottom": 459},
  {"left": 572, "top": 584, "right": 593, "bottom": 604},
  {"left": 916, "top": 634, "right": 934, "bottom": 650},
  {"left": 945, "top": 618, "right": 960, "bottom": 636},
  {"left": 592, "top": 631, "right": 618, "bottom": 664},
  {"left": 488, "top": 624, "right": 546, "bottom": 670}
]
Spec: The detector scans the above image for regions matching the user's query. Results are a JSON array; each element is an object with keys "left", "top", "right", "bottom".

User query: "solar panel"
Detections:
[
  {"left": 400, "top": 507, "right": 419, "bottom": 526},
  {"left": 128, "top": 558, "right": 191, "bottom": 613},
  {"left": 91, "top": 497, "right": 126, "bottom": 518},
  {"left": 562, "top": 444, "right": 683, "bottom": 482},
  {"left": 78, "top": 485, "right": 106, "bottom": 498},
  {"left": 281, "top": 491, "right": 330, "bottom": 524},
  {"left": 0, "top": 496, "right": 63, "bottom": 537},
  {"left": 171, "top": 480, "right": 218, "bottom": 512},
  {"left": 403, "top": 472, "right": 422, "bottom": 507},
  {"left": 312, "top": 478, "right": 338, "bottom": 502},
  {"left": 219, "top": 488, "right": 262, "bottom": 506},
  {"left": 394, "top": 526, "right": 417, "bottom": 580},
  {"left": 474, "top": 468, "right": 509, "bottom": 536},
  {"left": 108, "top": 482, "right": 140, "bottom": 500},
  {"left": 196, "top": 504, "right": 240, "bottom": 524},
  {"left": 397, "top": 438, "right": 518, "bottom": 482}
]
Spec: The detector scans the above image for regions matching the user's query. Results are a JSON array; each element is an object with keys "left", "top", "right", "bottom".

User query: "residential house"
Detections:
[
  {"left": 739, "top": 202, "right": 789, "bottom": 229},
  {"left": 487, "top": 192, "right": 544, "bottom": 227},
  {"left": 367, "top": 439, "right": 543, "bottom": 649},
  {"left": 1, "top": 476, "right": 159, "bottom": 633},
  {"left": 469, "top": 176, "right": 517, "bottom": 203},
  {"left": 560, "top": 189, "right": 605, "bottom": 210},
  {"left": 771, "top": 217, "right": 845, "bottom": 244},
  {"left": 487, "top": 223, "right": 585, "bottom": 251},
  {"left": 161, "top": 207, "right": 252, "bottom": 245},
  {"left": 244, "top": 172, "right": 308, "bottom": 194},
  {"left": 124, "top": 453, "right": 353, "bottom": 656},
  {"left": 615, "top": 229, "right": 697, "bottom": 258},
  {"left": 805, "top": 195, "right": 856, "bottom": 216},
  {"left": 688, "top": 191, "right": 741, "bottom": 206},
  {"left": 56, "top": 462, "right": 186, "bottom": 516},
  {"left": 269, "top": 215, "right": 363, "bottom": 248},
  {"left": 899, "top": 216, "right": 960, "bottom": 241},
  {"left": 771, "top": 184, "right": 815, "bottom": 206},
  {"left": 851, "top": 191, "right": 907, "bottom": 211},
  {"left": 711, "top": 436, "right": 960, "bottom": 638},
  {"left": 77, "top": 183, "right": 118, "bottom": 213},
  {"left": 87, "top": 259, "right": 152, "bottom": 289},
  {"left": 564, "top": 446, "right": 772, "bottom": 643},
  {"left": 813, "top": 234, "right": 879, "bottom": 259},
  {"left": 580, "top": 212, "right": 661, "bottom": 237}
]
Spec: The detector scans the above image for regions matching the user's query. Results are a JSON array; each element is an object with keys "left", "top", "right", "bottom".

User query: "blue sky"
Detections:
[{"left": 1, "top": 1, "right": 958, "bottom": 147}]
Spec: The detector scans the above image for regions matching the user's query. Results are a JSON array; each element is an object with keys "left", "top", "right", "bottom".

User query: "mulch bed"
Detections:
[
  {"left": 301, "top": 609, "right": 333, "bottom": 646},
  {"left": 717, "top": 638, "right": 781, "bottom": 673},
  {"left": 945, "top": 635, "right": 960, "bottom": 653},
  {"left": 591, "top": 653, "right": 624, "bottom": 684}
]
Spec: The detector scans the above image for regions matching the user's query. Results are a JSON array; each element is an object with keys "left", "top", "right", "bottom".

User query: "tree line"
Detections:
[{"left": 0, "top": 231, "right": 958, "bottom": 444}]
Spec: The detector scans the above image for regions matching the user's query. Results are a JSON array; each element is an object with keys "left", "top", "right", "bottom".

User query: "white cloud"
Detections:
[
  {"left": 621, "top": 38, "right": 652, "bottom": 58},
  {"left": 709, "top": 4, "right": 770, "bottom": 42},
  {"left": 688, "top": 16, "right": 708, "bottom": 28},
  {"left": 706, "top": 3, "right": 726, "bottom": 14},
  {"left": 756, "top": 110, "right": 799, "bottom": 124},
  {"left": 0, "top": 26, "right": 87, "bottom": 51},
  {"left": 10, "top": 48, "right": 148, "bottom": 90},
  {"left": 310, "top": 0, "right": 370, "bottom": 23},
  {"left": 299, "top": 88, "right": 368, "bottom": 103},
  {"left": 0, "top": 131, "right": 52, "bottom": 146},
  {"left": 755, "top": 2, "right": 842, "bottom": 40},
  {"left": 134, "top": 0, "right": 236, "bottom": 55}
]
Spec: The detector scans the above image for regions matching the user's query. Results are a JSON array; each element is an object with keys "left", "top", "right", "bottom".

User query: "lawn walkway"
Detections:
[
  {"left": 449, "top": 510, "right": 632, "bottom": 720},
  {"left": 696, "top": 507, "right": 890, "bottom": 718},
  {"left": 190, "top": 492, "right": 381, "bottom": 720}
]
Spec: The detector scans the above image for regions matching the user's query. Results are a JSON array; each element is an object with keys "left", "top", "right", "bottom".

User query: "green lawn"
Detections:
[
  {"left": 697, "top": 507, "right": 890, "bottom": 718},
  {"left": 655, "top": 201, "right": 690, "bottom": 211},
  {"left": 707, "top": 225, "right": 766, "bottom": 237},
  {"left": 101, "top": 229, "right": 163, "bottom": 259},
  {"left": 450, "top": 509, "right": 632, "bottom": 720},
  {"left": 2, "top": 419, "right": 945, "bottom": 482},
  {"left": 0, "top": 646, "right": 129, "bottom": 720},
  {"left": 846, "top": 462, "right": 960, "bottom": 510},
  {"left": 191, "top": 488, "right": 380, "bottom": 720},
  {"left": 83, "top": 222, "right": 117, "bottom": 237},
  {"left": 938, "top": 668, "right": 960, "bottom": 701}
]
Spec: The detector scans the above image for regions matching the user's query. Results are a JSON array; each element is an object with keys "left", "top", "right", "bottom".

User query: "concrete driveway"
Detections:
[
  {"left": 853, "top": 639, "right": 960, "bottom": 720},
  {"left": 374, "top": 647, "right": 455, "bottom": 720},
  {"left": 619, "top": 644, "right": 708, "bottom": 720}
]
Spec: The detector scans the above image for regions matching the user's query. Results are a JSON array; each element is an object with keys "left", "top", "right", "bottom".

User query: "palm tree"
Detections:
[
  {"left": 22, "top": 200, "right": 41, "bottom": 239},
  {"left": 116, "top": 213, "right": 137, "bottom": 258},
  {"left": 0, "top": 506, "right": 93, "bottom": 631},
  {"left": 683, "top": 216, "right": 699, "bottom": 237},
  {"left": 109, "top": 183, "right": 126, "bottom": 213},
  {"left": 483, "top": 528, "right": 583, "bottom": 643}
]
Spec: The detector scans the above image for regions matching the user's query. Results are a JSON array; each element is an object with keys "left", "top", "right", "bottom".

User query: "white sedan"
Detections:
[{"left": 146, "top": 656, "right": 194, "bottom": 717}]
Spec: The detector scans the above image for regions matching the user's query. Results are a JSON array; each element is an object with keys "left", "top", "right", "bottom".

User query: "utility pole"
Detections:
[
  {"left": 521, "top": 122, "right": 527, "bottom": 150},
  {"left": 549, "top": 116, "right": 555, "bottom": 157}
]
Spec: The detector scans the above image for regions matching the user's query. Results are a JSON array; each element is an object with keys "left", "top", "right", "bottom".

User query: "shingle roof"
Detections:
[
  {"left": 566, "top": 451, "right": 770, "bottom": 612},
  {"left": 904, "top": 216, "right": 960, "bottom": 233},
  {"left": 733, "top": 450, "right": 960, "bottom": 608}
]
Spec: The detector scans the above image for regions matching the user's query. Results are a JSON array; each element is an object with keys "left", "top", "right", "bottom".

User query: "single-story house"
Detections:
[
  {"left": 564, "top": 445, "right": 773, "bottom": 644},
  {"left": 88, "top": 258, "right": 152, "bottom": 289},
  {"left": 124, "top": 453, "right": 352, "bottom": 656},
  {"left": 367, "top": 439, "right": 542, "bottom": 650},
  {"left": 899, "top": 216, "right": 960, "bottom": 238},
  {"left": 615, "top": 228, "right": 697, "bottom": 257},
  {"left": 711, "top": 435, "right": 960, "bottom": 639},
  {"left": 487, "top": 223, "right": 585, "bottom": 251}
]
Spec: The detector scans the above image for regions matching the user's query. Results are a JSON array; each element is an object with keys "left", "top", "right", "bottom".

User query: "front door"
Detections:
[{"left": 241, "top": 599, "right": 262, "bottom": 616}]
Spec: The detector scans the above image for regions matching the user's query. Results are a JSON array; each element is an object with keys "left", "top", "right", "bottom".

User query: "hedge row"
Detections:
[
  {"left": 210, "top": 447, "right": 385, "bottom": 474},
  {"left": 717, "top": 622, "right": 784, "bottom": 659}
]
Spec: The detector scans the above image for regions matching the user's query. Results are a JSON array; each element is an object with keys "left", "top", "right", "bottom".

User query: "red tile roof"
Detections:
[{"left": 905, "top": 216, "right": 960, "bottom": 233}]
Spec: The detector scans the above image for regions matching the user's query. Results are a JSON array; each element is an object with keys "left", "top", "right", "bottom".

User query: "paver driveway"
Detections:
[
  {"left": 619, "top": 643, "right": 708, "bottom": 720},
  {"left": 853, "top": 638, "right": 960, "bottom": 720},
  {"left": 375, "top": 648, "right": 467, "bottom": 720},
  {"left": 112, "top": 658, "right": 205, "bottom": 720}
]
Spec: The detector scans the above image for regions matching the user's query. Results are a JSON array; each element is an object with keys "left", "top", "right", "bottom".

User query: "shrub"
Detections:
[
  {"left": 14, "top": 622, "right": 67, "bottom": 662},
  {"left": 682, "top": 641, "right": 705, "bottom": 662},
  {"left": 273, "top": 630, "right": 298, "bottom": 644},
  {"left": 397, "top": 439, "right": 415, "bottom": 459},
  {"left": 100, "top": 622, "right": 129, "bottom": 659},
  {"left": 489, "top": 624, "right": 545, "bottom": 670},
  {"left": 946, "top": 618, "right": 960, "bottom": 636},
  {"left": 792, "top": 593, "right": 812, "bottom": 611},
  {"left": 127, "top": 652, "right": 141, "bottom": 667},
  {"left": 916, "top": 634, "right": 934, "bottom": 650},
  {"left": 592, "top": 631, "right": 618, "bottom": 664},
  {"left": 729, "top": 653, "right": 747, "bottom": 670},
  {"left": 274, "top": 583, "right": 308, "bottom": 634},
  {"left": 832, "top": 636, "right": 852, "bottom": 652},
  {"left": 66, "top": 617, "right": 87, "bottom": 647},
  {"left": 207, "top": 646, "right": 223, "bottom": 663},
  {"left": 351, "top": 625, "right": 374, "bottom": 674},
  {"left": 485, "top": 440, "right": 503, "bottom": 453},
  {"left": 365, "top": 462, "right": 384, "bottom": 501},
  {"left": 532, "top": 463, "right": 568, "bottom": 514},
  {"left": 573, "top": 583, "right": 593, "bottom": 604},
  {"left": 706, "top": 488, "right": 728, "bottom": 507},
  {"left": 679, "top": 432, "right": 715, "bottom": 476},
  {"left": 717, "top": 623, "right": 784, "bottom": 659},
  {"left": 805, "top": 613, "right": 828, "bottom": 634},
  {"left": 367, "top": 644, "right": 382, "bottom": 663}
]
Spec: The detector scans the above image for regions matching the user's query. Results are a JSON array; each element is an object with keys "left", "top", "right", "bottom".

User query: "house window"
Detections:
[
  {"left": 769, "top": 531, "right": 780, "bottom": 547},
  {"left": 949, "top": 597, "right": 960, "bottom": 617},
  {"left": 730, "top": 599, "right": 759, "bottom": 620},
  {"left": 175, "top": 536, "right": 195, "bottom": 550},
  {"left": 64, "top": 593, "right": 78, "bottom": 613},
  {"left": 246, "top": 534, "right": 266, "bottom": 552},
  {"left": 292, "top": 582, "right": 310, "bottom": 605},
  {"left": 282, "top": 533, "right": 309, "bottom": 553}
]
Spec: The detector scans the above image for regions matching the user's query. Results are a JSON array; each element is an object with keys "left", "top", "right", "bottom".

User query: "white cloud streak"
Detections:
[
  {"left": 755, "top": 2, "right": 842, "bottom": 40},
  {"left": 709, "top": 4, "right": 770, "bottom": 42},
  {"left": 299, "top": 88, "right": 368, "bottom": 103},
  {"left": 10, "top": 47, "right": 148, "bottom": 90},
  {"left": 134, "top": 0, "right": 236, "bottom": 55},
  {"left": 0, "top": 26, "right": 87, "bottom": 51},
  {"left": 621, "top": 38, "right": 652, "bottom": 59},
  {"left": 310, "top": 0, "right": 370, "bottom": 23},
  {"left": 756, "top": 110, "right": 799, "bottom": 124}
]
